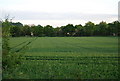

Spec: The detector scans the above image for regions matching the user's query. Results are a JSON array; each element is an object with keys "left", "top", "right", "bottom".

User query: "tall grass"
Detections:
[{"left": 3, "top": 37, "right": 119, "bottom": 79}]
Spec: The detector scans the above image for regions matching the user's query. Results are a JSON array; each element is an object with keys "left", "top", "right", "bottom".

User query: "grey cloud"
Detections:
[
  {"left": 118, "top": 1, "right": 120, "bottom": 21},
  {"left": 10, "top": 11, "right": 117, "bottom": 21}
]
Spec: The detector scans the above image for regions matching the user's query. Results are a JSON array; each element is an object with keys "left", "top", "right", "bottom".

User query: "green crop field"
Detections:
[{"left": 3, "top": 37, "right": 119, "bottom": 79}]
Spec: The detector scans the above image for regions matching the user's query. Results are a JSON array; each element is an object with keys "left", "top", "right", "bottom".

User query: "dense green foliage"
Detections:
[
  {"left": 2, "top": 19, "right": 22, "bottom": 70},
  {"left": 3, "top": 37, "right": 119, "bottom": 79},
  {"left": 9, "top": 21, "right": 120, "bottom": 37}
]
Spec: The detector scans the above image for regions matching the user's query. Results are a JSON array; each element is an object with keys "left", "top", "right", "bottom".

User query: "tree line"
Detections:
[{"left": 2, "top": 21, "right": 120, "bottom": 37}]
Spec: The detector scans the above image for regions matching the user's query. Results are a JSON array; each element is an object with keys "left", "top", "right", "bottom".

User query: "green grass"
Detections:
[{"left": 3, "top": 37, "right": 119, "bottom": 79}]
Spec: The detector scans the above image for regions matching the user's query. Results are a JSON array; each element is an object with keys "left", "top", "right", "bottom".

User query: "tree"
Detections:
[
  {"left": 2, "top": 19, "right": 11, "bottom": 56},
  {"left": 2, "top": 17, "right": 22, "bottom": 69},
  {"left": 62, "top": 24, "right": 75, "bottom": 36},
  {"left": 93, "top": 24, "right": 100, "bottom": 36},
  {"left": 22, "top": 25, "right": 31, "bottom": 36},
  {"left": 10, "top": 26, "right": 22, "bottom": 37},
  {"left": 74, "top": 24, "right": 84, "bottom": 36},
  {"left": 44, "top": 25, "right": 54, "bottom": 37},
  {"left": 11, "top": 22, "right": 23, "bottom": 27},
  {"left": 98, "top": 21, "right": 108, "bottom": 36},
  {"left": 31, "top": 25, "right": 44, "bottom": 37},
  {"left": 84, "top": 21, "right": 95, "bottom": 36},
  {"left": 112, "top": 21, "right": 120, "bottom": 36},
  {"left": 9, "top": 22, "right": 23, "bottom": 37},
  {"left": 54, "top": 27, "right": 62, "bottom": 37}
]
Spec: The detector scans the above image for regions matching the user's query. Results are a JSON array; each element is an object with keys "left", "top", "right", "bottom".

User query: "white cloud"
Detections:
[
  {"left": 0, "top": 0, "right": 119, "bottom": 14},
  {"left": 0, "top": 0, "right": 119, "bottom": 26}
]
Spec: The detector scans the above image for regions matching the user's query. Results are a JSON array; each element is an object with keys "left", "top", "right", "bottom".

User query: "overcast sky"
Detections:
[{"left": 0, "top": 0, "right": 119, "bottom": 27}]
